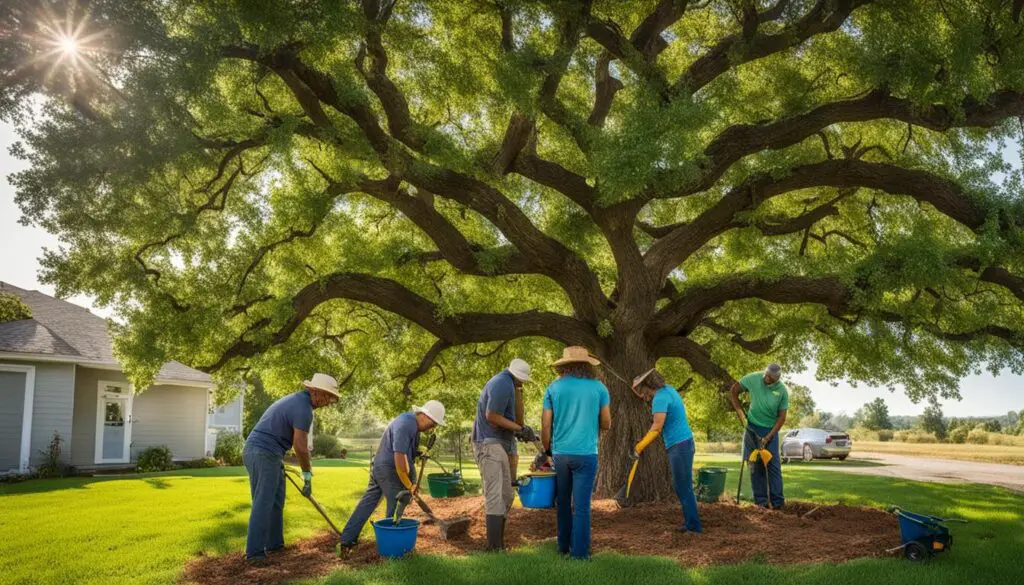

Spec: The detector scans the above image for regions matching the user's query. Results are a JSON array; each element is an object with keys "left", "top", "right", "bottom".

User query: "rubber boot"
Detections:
[{"left": 486, "top": 514, "right": 504, "bottom": 551}]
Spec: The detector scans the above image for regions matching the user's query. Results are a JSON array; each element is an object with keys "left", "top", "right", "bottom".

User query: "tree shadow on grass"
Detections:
[{"left": 0, "top": 466, "right": 248, "bottom": 496}]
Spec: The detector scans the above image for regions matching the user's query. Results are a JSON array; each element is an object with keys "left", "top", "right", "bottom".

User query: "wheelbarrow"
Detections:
[{"left": 887, "top": 507, "right": 967, "bottom": 562}]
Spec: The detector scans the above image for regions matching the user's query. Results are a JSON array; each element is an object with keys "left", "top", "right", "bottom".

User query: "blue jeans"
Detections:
[
  {"left": 340, "top": 464, "right": 408, "bottom": 545},
  {"left": 667, "top": 439, "right": 702, "bottom": 532},
  {"left": 553, "top": 454, "right": 598, "bottom": 560},
  {"left": 243, "top": 446, "right": 285, "bottom": 559},
  {"left": 743, "top": 424, "right": 784, "bottom": 508}
]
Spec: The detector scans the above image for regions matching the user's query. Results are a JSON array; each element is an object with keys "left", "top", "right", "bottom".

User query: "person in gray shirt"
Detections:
[
  {"left": 472, "top": 358, "right": 534, "bottom": 551},
  {"left": 339, "top": 400, "right": 446, "bottom": 548}
]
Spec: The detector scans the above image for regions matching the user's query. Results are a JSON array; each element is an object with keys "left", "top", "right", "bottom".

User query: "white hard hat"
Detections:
[
  {"left": 302, "top": 373, "right": 340, "bottom": 397},
  {"left": 413, "top": 400, "right": 446, "bottom": 425},
  {"left": 509, "top": 358, "right": 531, "bottom": 382}
]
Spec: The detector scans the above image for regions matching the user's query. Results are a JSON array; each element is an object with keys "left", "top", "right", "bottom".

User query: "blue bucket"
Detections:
[
  {"left": 372, "top": 518, "right": 420, "bottom": 558},
  {"left": 518, "top": 474, "right": 556, "bottom": 508}
]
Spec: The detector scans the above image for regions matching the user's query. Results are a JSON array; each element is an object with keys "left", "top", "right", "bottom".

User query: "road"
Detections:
[{"left": 812, "top": 451, "right": 1024, "bottom": 492}]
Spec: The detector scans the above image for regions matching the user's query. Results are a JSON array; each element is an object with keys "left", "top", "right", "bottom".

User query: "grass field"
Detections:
[
  {"left": 1, "top": 455, "right": 1021, "bottom": 585},
  {"left": 853, "top": 441, "right": 1024, "bottom": 465}
]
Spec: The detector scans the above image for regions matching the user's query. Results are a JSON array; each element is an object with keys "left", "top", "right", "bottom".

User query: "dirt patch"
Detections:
[{"left": 182, "top": 497, "right": 900, "bottom": 585}]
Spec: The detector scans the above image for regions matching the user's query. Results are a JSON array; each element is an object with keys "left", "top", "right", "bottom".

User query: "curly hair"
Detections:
[{"left": 555, "top": 362, "right": 597, "bottom": 379}]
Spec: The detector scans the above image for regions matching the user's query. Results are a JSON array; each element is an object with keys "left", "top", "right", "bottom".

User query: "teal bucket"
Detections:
[
  {"left": 695, "top": 466, "right": 728, "bottom": 503},
  {"left": 517, "top": 474, "right": 556, "bottom": 508},
  {"left": 373, "top": 518, "right": 420, "bottom": 558}
]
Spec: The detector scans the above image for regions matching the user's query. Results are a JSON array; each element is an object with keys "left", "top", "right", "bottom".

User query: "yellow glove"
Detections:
[
  {"left": 396, "top": 465, "right": 415, "bottom": 491},
  {"left": 633, "top": 430, "right": 661, "bottom": 456}
]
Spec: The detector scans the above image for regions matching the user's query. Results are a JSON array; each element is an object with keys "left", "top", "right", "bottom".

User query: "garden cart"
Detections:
[{"left": 887, "top": 507, "right": 967, "bottom": 562}]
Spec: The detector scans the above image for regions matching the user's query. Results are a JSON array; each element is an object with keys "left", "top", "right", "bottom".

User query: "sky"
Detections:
[{"left": 1, "top": 121, "right": 1022, "bottom": 418}]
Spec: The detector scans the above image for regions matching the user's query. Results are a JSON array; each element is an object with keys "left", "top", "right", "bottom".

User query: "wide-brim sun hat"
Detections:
[
  {"left": 303, "top": 373, "right": 340, "bottom": 397},
  {"left": 413, "top": 400, "right": 446, "bottom": 425},
  {"left": 551, "top": 346, "right": 601, "bottom": 367}
]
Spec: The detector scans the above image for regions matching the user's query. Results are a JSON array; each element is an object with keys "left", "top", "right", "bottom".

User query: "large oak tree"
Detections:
[{"left": 4, "top": 0, "right": 1024, "bottom": 500}]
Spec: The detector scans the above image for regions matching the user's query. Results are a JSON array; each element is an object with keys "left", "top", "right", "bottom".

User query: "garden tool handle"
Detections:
[
  {"left": 284, "top": 470, "right": 343, "bottom": 536},
  {"left": 413, "top": 491, "right": 439, "bottom": 522}
]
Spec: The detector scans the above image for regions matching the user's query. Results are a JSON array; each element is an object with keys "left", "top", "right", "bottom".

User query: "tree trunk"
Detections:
[{"left": 595, "top": 341, "right": 675, "bottom": 502}]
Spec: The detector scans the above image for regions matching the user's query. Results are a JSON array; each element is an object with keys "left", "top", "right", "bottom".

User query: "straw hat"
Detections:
[
  {"left": 302, "top": 373, "right": 340, "bottom": 397},
  {"left": 551, "top": 346, "right": 601, "bottom": 367}
]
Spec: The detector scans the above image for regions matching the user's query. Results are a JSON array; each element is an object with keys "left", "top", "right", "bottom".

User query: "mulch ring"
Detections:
[{"left": 182, "top": 496, "right": 900, "bottom": 585}]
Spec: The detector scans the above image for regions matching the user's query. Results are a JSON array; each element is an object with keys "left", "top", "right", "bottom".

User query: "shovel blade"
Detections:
[
  {"left": 614, "top": 483, "right": 632, "bottom": 508},
  {"left": 437, "top": 517, "right": 471, "bottom": 540}
]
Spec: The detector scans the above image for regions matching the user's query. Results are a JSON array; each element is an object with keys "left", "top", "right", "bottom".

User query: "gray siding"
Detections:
[
  {"left": 131, "top": 384, "right": 208, "bottom": 461},
  {"left": 28, "top": 363, "right": 75, "bottom": 466},
  {"left": 0, "top": 370, "right": 27, "bottom": 471},
  {"left": 71, "top": 366, "right": 125, "bottom": 466}
]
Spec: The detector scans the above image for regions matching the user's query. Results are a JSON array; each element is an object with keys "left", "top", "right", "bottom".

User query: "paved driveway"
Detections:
[{"left": 810, "top": 451, "right": 1024, "bottom": 492}]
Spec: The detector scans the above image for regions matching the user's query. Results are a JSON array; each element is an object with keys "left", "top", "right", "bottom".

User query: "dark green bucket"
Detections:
[
  {"left": 695, "top": 466, "right": 728, "bottom": 502},
  {"left": 426, "top": 473, "right": 463, "bottom": 498}
]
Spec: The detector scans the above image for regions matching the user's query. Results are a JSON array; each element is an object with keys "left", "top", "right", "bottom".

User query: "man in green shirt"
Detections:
[{"left": 728, "top": 363, "right": 788, "bottom": 508}]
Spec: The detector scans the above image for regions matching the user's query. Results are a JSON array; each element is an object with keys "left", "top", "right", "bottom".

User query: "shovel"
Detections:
[
  {"left": 613, "top": 455, "right": 641, "bottom": 507},
  {"left": 283, "top": 469, "right": 344, "bottom": 537}
]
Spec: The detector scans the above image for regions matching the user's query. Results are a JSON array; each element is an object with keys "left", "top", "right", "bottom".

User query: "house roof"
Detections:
[{"left": 0, "top": 282, "right": 212, "bottom": 385}]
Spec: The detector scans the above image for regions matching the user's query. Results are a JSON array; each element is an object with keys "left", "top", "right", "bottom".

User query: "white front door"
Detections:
[{"left": 95, "top": 380, "right": 133, "bottom": 464}]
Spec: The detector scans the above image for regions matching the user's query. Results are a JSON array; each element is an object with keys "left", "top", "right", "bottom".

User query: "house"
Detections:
[
  {"left": 0, "top": 282, "right": 218, "bottom": 474},
  {"left": 206, "top": 390, "right": 244, "bottom": 456}
]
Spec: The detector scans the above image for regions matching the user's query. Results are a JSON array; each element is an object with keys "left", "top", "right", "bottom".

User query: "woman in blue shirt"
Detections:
[
  {"left": 541, "top": 346, "right": 612, "bottom": 560},
  {"left": 631, "top": 368, "right": 702, "bottom": 533}
]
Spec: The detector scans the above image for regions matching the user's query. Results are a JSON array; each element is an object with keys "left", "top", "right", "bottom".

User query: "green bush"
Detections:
[
  {"left": 177, "top": 457, "right": 220, "bottom": 469},
  {"left": 312, "top": 434, "right": 347, "bottom": 459},
  {"left": 35, "top": 431, "right": 65, "bottom": 478},
  {"left": 214, "top": 431, "right": 244, "bottom": 466},
  {"left": 967, "top": 428, "right": 989, "bottom": 445},
  {"left": 136, "top": 446, "right": 174, "bottom": 472},
  {"left": 949, "top": 426, "right": 969, "bottom": 444},
  {"left": 894, "top": 430, "right": 937, "bottom": 443},
  {"left": 877, "top": 429, "right": 894, "bottom": 442}
]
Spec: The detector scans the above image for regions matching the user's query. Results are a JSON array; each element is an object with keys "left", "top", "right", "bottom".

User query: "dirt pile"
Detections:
[{"left": 182, "top": 497, "right": 900, "bottom": 585}]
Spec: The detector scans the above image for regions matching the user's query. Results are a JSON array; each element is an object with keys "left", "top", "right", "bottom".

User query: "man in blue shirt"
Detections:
[
  {"left": 472, "top": 358, "right": 533, "bottom": 551},
  {"left": 541, "top": 346, "right": 611, "bottom": 560},
  {"left": 631, "top": 368, "right": 702, "bottom": 533},
  {"left": 243, "top": 373, "right": 340, "bottom": 563},
  {"left": 339, "top": 400, "right": 446, "bottom": 548}
]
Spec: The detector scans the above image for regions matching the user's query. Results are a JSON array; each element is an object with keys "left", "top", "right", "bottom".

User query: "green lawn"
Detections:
[{"left": 1, "top": 455, "right": 1021, "bottom": 585}]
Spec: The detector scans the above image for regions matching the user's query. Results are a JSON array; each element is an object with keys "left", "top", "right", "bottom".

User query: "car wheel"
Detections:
[
  {"left": 781, "top": 456, "right": 789, "bottom": 464},
  {"left": 904, "top": 541, "right": 929, "bottom": 562},
  {"left": 802, "top": 444, "right": 813, "bottom": 462},
  {"left": 838, "top": 455, "right": 848, "bottom": 461}
]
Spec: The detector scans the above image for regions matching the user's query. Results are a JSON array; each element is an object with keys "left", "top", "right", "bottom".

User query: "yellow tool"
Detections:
[
  {"left": 749, "top": 447, "right": 773, "bottom": 465},
  {"left": 624, "top": 459, "right": 640, "bottom": 499}
]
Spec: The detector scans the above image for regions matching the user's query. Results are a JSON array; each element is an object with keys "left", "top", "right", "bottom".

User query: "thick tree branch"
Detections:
[
  {"left": 649, "top": 274, "right": 852, "bottom": 341},
  {"left": 674, "top": 0, "right": 873, "bottom": 95},
  {"left": 656, "top": 88, "right": 1024, "bottom": 200},
  {"left": 654, "top": 336, "right": 736, "bottom": 389},
  {"left": 201, "top": 272, "right": 602, "bottom": 372},
  {"left": 700, "top": 319, "right": 777, "bottom": 354},
  {"left": 400, "top": 339, "right": 451, "bottom": 397},
  {"left": 645, "top": 158, "right": 998, "bottom": 281}
]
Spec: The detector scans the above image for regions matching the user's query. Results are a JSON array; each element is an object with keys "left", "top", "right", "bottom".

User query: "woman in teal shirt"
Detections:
[{"left": 631, "top": 368, "right": 702, "bottom": 533}]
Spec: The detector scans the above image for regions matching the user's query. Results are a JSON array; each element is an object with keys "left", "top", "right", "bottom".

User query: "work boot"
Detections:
[{"left": 485, "top": 514, "right": 504, "bottom": 552}]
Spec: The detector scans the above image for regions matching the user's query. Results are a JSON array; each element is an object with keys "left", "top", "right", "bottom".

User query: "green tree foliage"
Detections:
[
  {"left": 786, "top": 383, "right": 816, "bottom": 421},
  {"left": 918, "top": 398, "right": 948, "bottom": 440},
  {"left": 6, "top": 0, "right": 1024, "bottom": 499},
  {"left": 857, "top": 397, "right": 893, "bottom": 430},
  {"left": 0, "top": 293, "right": 31, "bottom": 324},
  {"left": 981, "top": 418, "right": 1003, "bottom": 432}
]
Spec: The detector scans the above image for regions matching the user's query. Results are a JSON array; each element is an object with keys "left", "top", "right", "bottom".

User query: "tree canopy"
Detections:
[{"left": 4, "top": 0, "right": 1024, "bottom": 498}]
